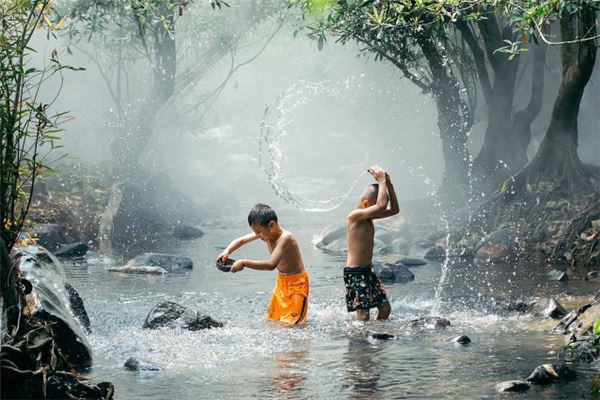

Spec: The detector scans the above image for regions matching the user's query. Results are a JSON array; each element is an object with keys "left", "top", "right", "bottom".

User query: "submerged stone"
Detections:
[
  {"left": 55, "top": 242, "right": 89, "bottom": 258},
  {"left": 108, "top": 265, "right": 167, "bottom": 275},
  {"left": 390, "top": 257, "right": 427, "bottom": 266},
  {"left": 124, "top": 357, "right": 160, "bottom": 372},
  {"left": 450, "top": 335, "right": 471, "bottom": 345},
  {"left": 126, "top": 253, "right": 193, "bottom": 271},
  {"left": 495, "top": 380, "right": 530, "bottom": 392},
  {"left": 143, "top": 301, "right": 223, "bottom": 330},
  {"left": 407, "top": 317, "right": 450, "bottom": 330},
  {"left": 366, "top": 331, "right": 396, "bottom": 340}
]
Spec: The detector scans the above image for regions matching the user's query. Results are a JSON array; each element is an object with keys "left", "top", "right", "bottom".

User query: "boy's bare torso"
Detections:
[
  {"left": 346, "top": 218, "right": 375, "bottom": 267},
  {"left": 267, "top": 230, "right": 305, "bottom": 275}
]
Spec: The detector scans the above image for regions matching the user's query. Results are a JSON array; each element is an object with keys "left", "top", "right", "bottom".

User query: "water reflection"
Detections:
[
  {"left": 343, "top": 337, "right": 383, "bottom": 399},
  {"left": 271, "top": 341, "right": 309, "bottom": 397}
]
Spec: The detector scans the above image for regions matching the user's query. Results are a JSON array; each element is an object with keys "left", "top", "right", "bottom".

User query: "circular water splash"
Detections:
[{"left": 259, "top": 78, "right": 370, "bottom": 212}]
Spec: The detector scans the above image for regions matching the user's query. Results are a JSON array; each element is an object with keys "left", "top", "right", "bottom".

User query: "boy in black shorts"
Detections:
[{"left": 344, "top": 166, "right": 399, "bottom": 320}]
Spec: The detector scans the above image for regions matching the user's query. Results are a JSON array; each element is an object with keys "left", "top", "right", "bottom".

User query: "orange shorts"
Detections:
[{"left": 266, "top": 271, "right": 309, "bottom": 325}]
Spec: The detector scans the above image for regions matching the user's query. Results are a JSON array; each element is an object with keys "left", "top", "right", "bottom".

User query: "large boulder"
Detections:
[
  {"left": 125, "top": 253, "right": 193, "bottom": 271},
  {"left": 143, "top": 301, "right": 223, "bottom": 330},
  {"left": 313, "top": 215, "right": 410, "bottom": 254},
  {"left": 16, "top": 249, "right": 92, "bottom": 369},
  {"left": 55, "top": 242, "right": 89, "bottom": 258},
  {"left": 525, "top": 364, "right": 576, "bottom": 384},
  {"left": 29, "top": 224, "right": 72, "bottom": 251},
  {"left": 173, "top": 224, "right": 204, "bottom": 240},
  {"left": 373, "top": 262, "right": 414, "bottom": 283}
]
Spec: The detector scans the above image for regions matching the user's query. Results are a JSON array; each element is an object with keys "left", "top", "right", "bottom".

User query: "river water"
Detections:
[{"left": 63, "top": 213, "right": 597, "bottom": 399}]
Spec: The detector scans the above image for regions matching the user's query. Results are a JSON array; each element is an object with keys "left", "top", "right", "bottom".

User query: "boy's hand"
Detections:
[
  {"left": 217, "top": 250, "right": 230, "bottom": 263},
  {"left": 368, "top": 165, "right": 387, "bottom": 183},
  {"left": 230, "top": 259, "right": 244, "bottom": 273}
]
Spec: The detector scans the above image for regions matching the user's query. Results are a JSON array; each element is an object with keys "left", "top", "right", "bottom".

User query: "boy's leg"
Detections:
[
  {"left": 356, "top": 309, "right": 370, "bottom": 321},
  {"left": 376, "top": 302, "right": 390, "bottom": 320},
  {"left": 279, "top": 293, "right": 308, "bottom": 325}
]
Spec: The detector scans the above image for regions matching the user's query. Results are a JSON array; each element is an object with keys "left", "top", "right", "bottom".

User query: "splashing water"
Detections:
[{"left": 259, "top": 78, "right": 370, "bottom": 212}]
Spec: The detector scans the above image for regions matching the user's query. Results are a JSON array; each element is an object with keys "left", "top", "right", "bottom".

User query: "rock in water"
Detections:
[
  {"left": 124, "top": 357, "right": 160, "bottom": 372},
  {"left": 108, "top": 265, "right": 167, "bottom": 275},
  {"left": 495, "top": 380, "right": 530, "bottom": 392},
  {"left": 525, "top": 364, "right": 576, "bottom": 384},
  {"left": 55, "top": 242, "right": 89, "bottom": 258},
  {"left": 407, "top": 317, "right": 451, "bottom": 330},
  {"left": 16, "top": 250, "right": 92, "bottom": 369},
  {"left": 373, "top": 262, "right": 414, "bottom": 283},
  {"left": 143, "top": 301, "right": 223, "bottom": 330},
  {"left": 450, "top": 335, "right": 471, "bottom": 345},
  {"left": 366, "top": 331, "right": 396, "bottom": 340},
  {"left": 126, "top": 253, "right": 193, "bottom": 271},
  {"left": 423, "top": 246, "right": 445, "bottom": 260},
  {"left": 542, "top": 298, "right": 567, "bottom": 319}
]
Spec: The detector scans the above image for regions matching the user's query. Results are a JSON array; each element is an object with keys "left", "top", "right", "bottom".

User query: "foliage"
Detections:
[{"left": 0, "top": 0, "right": 77, "bottom": 251}]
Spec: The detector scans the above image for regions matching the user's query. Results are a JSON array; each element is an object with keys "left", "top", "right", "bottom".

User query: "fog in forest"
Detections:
[{"left": 31, "top": 3, "right": 599, "bottom": 222}]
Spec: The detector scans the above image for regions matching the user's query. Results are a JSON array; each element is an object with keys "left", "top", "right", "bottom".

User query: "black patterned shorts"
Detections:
[{"left": 344, "top": 265, "right": 389, "bottom": 312}]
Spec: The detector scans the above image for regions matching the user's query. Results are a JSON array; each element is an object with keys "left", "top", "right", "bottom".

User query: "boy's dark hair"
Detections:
[
  {"left": 362, "top": 183, "right": 379, "bottom": 202},
  {"left": 248, "top": 204, "right": 278, "bottom": 227}
]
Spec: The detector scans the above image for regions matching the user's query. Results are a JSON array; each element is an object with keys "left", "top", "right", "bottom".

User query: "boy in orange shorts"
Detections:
[{"left": 218, "top": 204, "right": 309, "bottom": 325}]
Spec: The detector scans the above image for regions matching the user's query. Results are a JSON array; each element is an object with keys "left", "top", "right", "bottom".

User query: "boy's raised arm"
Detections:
[
  {"left": 347, "top": 166, "right": 389, "bottom": 222},
  {"left": 218, "top": 232, "right": 259, "bottom": 262},
  {"left": 373, "top": 174, "right": 399, "bottom": 219}
]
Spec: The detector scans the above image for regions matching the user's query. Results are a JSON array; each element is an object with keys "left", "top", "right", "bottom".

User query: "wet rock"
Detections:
[
  {"left": 572, "top": 304, "right": 600, "bottom": 340},
  {"left": 495, "top": 380, "right": 530, "bottom": 392},
  {"left": 450, "top": 335, "right": 471, "bottom": 345},
  {"left": 525, "top": 364, "right": 576, "bottom": 384},
  {"left": 552, "top": 304, "right": 591, "bottom": 334},
  {"left": 143, "top": 301, "right": 223, "bottom": 331},
  {"left": 474, "top": 228, "right": 518, "bottom": 263},
  {"left": 173, "top": 224, "right": 204, "bottom": 240},
  {"left": 126, "top": 253, "right": 193, "bottom": 271},
  {"left": 373, "top": 262, "right": 414, "bottom": 283},
  {"left": 108, "top": 265, "right": 167, "bottom": 275},
  {"left": 16, "top": 250, "right": 92, "bottom": 369},
  {"left": 447, "top": 247, "right": 474, "bottom": 258},
  {"left": 124, "top": 357, "right": 160, "bottom": 372},
  {"left": 548, "top": 269, "right": 569, "bottom": 281},
  {"left": 55, "top": 242, "right": 88, "bottom": 258},
  {"left": 423, "top": 246, "right": 445, "bottom": 260},
  {"left": 542, "top": 298, "right": 567, "bottom": 319},
  {"left": 504, "top": 301, "right": 530, "bottom": 313},
  {"left": 366, "top": 331, "right": 396, "bottom": 340},
  {"left": 407, "top": 317, "right": 450, "bottom": 330},
  {"left": 29, "top": 223, "right": 71, "bottom": 251},
  {"left": 390, "top": 257, "right": 427, "bottom": 267},
  {"left": 586, "top": 271, "right": 600, "bottom": 281},
  {"left": 527, "top": 298, "right": 567, "bottom": 319},
  {"left": 312, "top": 224, "right": 347, "bottom": 253}
]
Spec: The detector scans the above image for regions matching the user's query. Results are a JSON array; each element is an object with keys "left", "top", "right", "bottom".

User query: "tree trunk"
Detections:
[
  {"left": 417, "top": 34, "right": 470, "bottom": 213},
  {"left": 111, "top": 10, "right": 177, "bottom": 178},
  {"left": 513, "top": 9, "right": 597, "bottom": 191}
]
